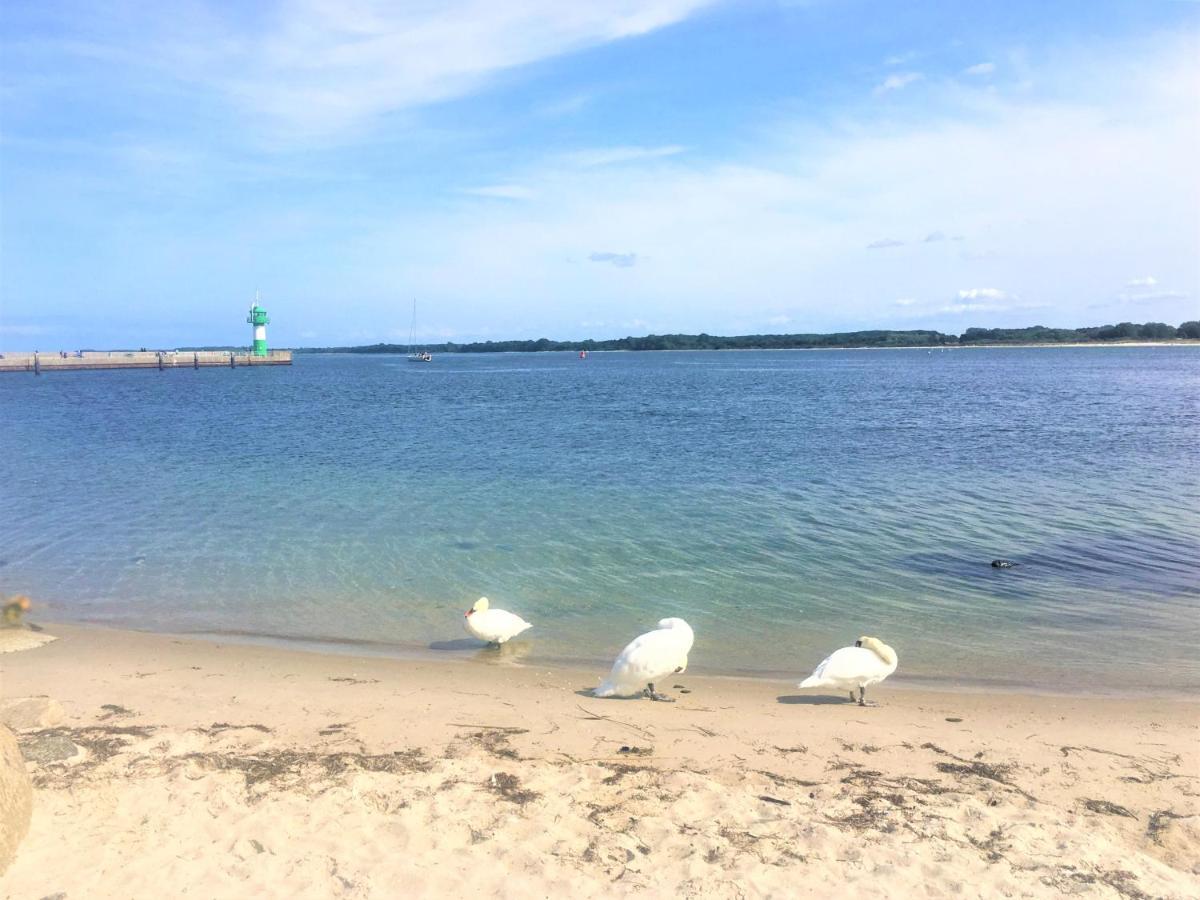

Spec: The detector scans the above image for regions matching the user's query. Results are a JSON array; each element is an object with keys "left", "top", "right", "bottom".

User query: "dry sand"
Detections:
[{"left": 1, "top": 623, "right": 1197, "bottom": 899}]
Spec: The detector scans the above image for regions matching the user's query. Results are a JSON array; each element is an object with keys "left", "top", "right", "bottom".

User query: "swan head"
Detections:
[
  {"left": 855, "top": 636, "right": 897, "bottom": 666},
  {"left": 465, "top": 596, "right": 489, "bottom": 618}
]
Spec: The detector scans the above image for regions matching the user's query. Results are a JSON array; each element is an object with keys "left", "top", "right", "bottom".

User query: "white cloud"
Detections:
[
  {"left": 1125, "top": 275, "right": 1157, "bottom": 287},
  {"left": 958, "top": 288, "right": 1009, "bottom": 301},
  {"left": 894, "top": 298, "right": 918, "bottom": 307},
  {"left": 460, "top": 184, "right": 534, "bottom": 200},
  {"left": 964, "top": 62, "right": 996, "bottom": 76},
  {"left": 44, "top": 1, "right": 719, "bottom": 138},
  {"left": 559, "top": 145, "right": 686, "bottom": 168},
  {"left": 359, "top": 38, "right": 1198, "bottom": 337},
  {"left": 1118, "top": 289, "right": 1189, "bottom": 304},
  {"left": 922, "top": 231, "right": 946, "bottom": 242},
  {"left": 589, "top": 251, "right": 638, "bottom": 267},
  {"left": 876, "top": 72, "right": 923, "bottom": 94},
  {"left": 866, "top": 238, "right": 904, "bottom": 249}
]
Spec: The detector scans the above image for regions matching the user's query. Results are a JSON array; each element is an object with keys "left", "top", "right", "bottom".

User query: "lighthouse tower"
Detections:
[{"left": 246, "top": 291, "right": 270, "bottom": 357}]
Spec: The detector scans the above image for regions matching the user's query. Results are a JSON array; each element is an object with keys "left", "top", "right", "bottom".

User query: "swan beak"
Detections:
[
  {"left": 854, "top": 639, "right": 863, "bottom": 647},
  {"left": 464, "top": 611, "right": 472, "bottom": 618}
]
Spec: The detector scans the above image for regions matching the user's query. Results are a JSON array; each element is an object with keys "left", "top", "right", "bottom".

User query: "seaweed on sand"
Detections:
[
  {"left": 175, "top": 747, "right": 433, "bottom": 793},
  {"left": 487, "top": 772, "right": 539, "bottom": 805}
]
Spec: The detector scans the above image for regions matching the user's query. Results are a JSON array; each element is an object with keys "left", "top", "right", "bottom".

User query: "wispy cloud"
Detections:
[
  {"left": 29, "top": 2, "right": 719, "bottom": 139},
  {"left": 589, "top": 251, "right": 638, "bottom": 267},
  {"left": 1125, "top": 275, "right": 1157, "bottom": 287},
  {"left": 963, "top": 62, "right": 996, "bottom": 76},
  {"left": 922, "top": 231, "right": 946, "bottom": 242},
  {"left": 866, "top": 238, "right": 904, "bottom": 249},
  {"left": 875, "top": 72, "right": 923, "bottom": 94},
  {"left": 460, "top": 184, "right": 533, "bottom": 200},
  {"left": 894, "top": 297, "right": 918, "bottom": 307},
  {"left": 958, "top": 288, "right": 1009, "bottom": 301},
  {"left": 560, "top": 145, "right": 686, "bottom": 168},
  {"left": 1118, "top": 289, "right": 1189, "bottom": 304}
]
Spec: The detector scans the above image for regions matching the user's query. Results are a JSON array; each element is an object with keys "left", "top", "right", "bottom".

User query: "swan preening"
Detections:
[
  {"left": 594, "top": 617, "right": 694, "bottom": 702},
  {"left": 463, "top": 597, "right": 532, "bottom": 645},
  {"left": 799, "top": 636, "right": 898, "bottom": 706}
]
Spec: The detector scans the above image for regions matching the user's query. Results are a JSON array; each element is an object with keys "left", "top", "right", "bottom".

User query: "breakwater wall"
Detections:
[{"left": 0, "top": 350, "right": 292, "bottom": 373}]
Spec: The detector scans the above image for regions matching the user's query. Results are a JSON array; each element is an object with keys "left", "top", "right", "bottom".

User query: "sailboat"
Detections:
[{"left": 406, "top": 299, "right": 432, "bottom": 362}]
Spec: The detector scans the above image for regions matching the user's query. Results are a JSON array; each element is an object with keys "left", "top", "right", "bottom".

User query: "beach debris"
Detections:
[
  {"left": 990, "top": 559, "right": 1018, "bottom": 568},
  {"left": 575, "top": 704, "right": 654, "bottom": 740},
  {"left": 487, "top": 771, "right": 539, "bottom": 805},
  {"left": 1, "top": 595, "right": 31, "bottom": 627},
  {"left": 1082, "top": 798, "right": 1136, "bottom": 819},
  {"left": 967, "top": 826, "right": 1011, "bottom": 863},
  {"left": 197, "top": 722, "right": 273, "bottom": 736},
  {"left": 759, "top": 795, "right": 791, "bottom": 806},
  {"left": 456, "top": 728, "right": 526, "bottom": 760},
  {"left": 327, "top": 676, "right": 379, "bottom": 685},
  {"left": 773, "top": 744, "right": 808, "bottom": 755},
  {"left": 98, "top": 704, "right": 134, "bottom": 721},
  {"left": 177, "top": 747, "right": 432, "bottom": 793},
  {"left": 1146, "top": 809, "right": 1189, "bottom": 845},
  {"left": 945, "top": 717, "right": 964, "bottom": 723},
  {"left": 617, "top": 745, "right": 652, "bottom": 756}
]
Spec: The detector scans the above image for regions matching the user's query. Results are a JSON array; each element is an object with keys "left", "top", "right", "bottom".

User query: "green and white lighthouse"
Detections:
[{"left": 246, "top": 291, "right": 271, "bottom": 357}]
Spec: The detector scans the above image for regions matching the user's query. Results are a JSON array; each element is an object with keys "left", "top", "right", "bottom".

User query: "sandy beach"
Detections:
[{"left": 1, "top": 623, "right": 1197, "bottom": 899}]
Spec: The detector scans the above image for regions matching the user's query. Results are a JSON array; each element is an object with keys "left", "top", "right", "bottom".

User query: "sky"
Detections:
[{"left": 1, "top": 0, "right": 1198, "bottom": 349}]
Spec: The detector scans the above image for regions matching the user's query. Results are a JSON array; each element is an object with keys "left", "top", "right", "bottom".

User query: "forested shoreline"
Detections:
[{"left": 299, "top": 320, "right": 1200, "bottom": 354}]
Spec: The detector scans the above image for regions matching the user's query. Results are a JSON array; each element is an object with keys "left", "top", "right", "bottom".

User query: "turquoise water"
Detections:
[{"left": 2, "top": 348, "right": 1198, "bottom": 693}]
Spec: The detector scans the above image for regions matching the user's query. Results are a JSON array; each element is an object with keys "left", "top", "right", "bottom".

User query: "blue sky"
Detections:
[{"left": 1, "top": 1, "right": 1197, "bottom": 348}]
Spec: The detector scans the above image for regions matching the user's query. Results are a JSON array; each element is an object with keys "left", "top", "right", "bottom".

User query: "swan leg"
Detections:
[
  {"left": 848, "top": 691, "right": 856, "bottom": 703},
  {"left": 644, "top": 683, "right": 674, "bottom": 702},
  {"left": 857, "top": 686, "right": 877, "bottom": 707}
]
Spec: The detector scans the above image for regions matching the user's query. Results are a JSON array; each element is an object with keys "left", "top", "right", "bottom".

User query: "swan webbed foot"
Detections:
[
  {"left": 857, "top": 687, "right": 878, "bottom": 707},
  {"left": 644, "top": 683, "right": 674, "bottom": 702},
  {"left": 848, "top": 691, "right": 857, "bottom": 703}
]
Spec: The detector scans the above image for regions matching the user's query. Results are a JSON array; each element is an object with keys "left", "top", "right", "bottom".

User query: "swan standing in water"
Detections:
[
  {"left": 799, "top": 636, "right": 898, "bottom": 706},
  {"left": 463, "top": 597, "right": 532, "bottom": 646},
  {"left": 594, "top": 617, "right": 694, "bottom": 701}
]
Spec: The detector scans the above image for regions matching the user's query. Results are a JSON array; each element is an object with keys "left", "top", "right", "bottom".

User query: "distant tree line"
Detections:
[{"left": 299, "top": 320, "right": 1200, "bottom": 354}]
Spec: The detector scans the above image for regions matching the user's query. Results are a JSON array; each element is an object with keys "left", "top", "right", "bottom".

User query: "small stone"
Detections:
[
  {"left": 1, "top": 697, "right": 66, "bottom": 730},
  {"left": 18, "top": 734, "right": 79, "bottom": 764}
]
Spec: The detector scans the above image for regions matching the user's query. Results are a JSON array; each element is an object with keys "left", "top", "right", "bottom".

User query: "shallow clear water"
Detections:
[{"left": 2, "top": 348, "right": 1198, "bottom": 693}]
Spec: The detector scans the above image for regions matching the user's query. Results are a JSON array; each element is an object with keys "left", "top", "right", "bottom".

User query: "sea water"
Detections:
[{"left": 2, "top": 348, "right": 1197, "bottom": 694}]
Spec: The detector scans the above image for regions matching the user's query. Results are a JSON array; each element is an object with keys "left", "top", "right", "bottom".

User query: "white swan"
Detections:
[
  {"left": 799, "top": 636, "right": 898, "bottom": 706},
  {"left": 463, "top": 597, "right": 532, "bottom": 645},
  {"left": 594, "top": 617, "right": 694, "bottom": 701}
]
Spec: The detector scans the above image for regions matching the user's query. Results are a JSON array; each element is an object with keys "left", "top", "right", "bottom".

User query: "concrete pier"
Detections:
[{"left": 0, "top": 350, "right": 292, "bottom": 373}]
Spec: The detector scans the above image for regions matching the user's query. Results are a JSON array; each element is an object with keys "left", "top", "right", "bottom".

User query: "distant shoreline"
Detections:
[{"left": 299, "top": 339, "right": 1200, "bottom": 354}]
